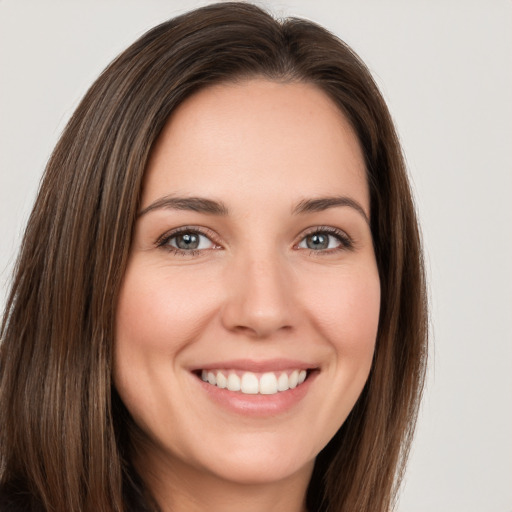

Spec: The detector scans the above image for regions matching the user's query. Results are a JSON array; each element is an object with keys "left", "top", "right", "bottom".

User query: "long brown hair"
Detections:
[{"left": 0, "top": 3, "right": 428, "bottom": 511}]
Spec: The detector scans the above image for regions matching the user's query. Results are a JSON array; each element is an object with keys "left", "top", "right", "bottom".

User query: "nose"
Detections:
[{"left": 221, "top": 252, "right": 297, "bottom": 339}]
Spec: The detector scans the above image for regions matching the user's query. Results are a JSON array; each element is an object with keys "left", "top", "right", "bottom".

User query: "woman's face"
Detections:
[{"left": 114, "top": 79, "right": 380, "bottom": 489}]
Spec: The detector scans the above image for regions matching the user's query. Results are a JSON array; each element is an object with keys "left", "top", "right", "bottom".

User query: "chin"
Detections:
[
  {"left": 182, "top": 431, "right": 318, "bottom": 486},
  {"left": 203, "top": 455, "right": 314, "bottom": 487}
]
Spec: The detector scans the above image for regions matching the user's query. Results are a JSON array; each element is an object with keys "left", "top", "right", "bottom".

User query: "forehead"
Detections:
[{"left": 142, "top": 79, "right": 368, "bottom": 214}]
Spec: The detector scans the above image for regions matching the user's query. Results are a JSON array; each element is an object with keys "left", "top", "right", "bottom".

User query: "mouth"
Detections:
[
  {"left": 197, "top": 368, "right": 312, "bottom": 395},
  {"left": 190, "top": 361, "right": 319, "bottom": 416}
]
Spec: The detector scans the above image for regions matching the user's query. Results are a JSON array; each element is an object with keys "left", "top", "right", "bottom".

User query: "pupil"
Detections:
[
  {"left": 307, "top": 234, "right": 328, "bottom": 250},
  {"left": 177, "top": 233, "right": 199, "bottom": 250}
]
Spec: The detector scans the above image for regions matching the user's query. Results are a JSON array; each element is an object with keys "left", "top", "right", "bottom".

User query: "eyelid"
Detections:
[
  {"left": 154, "top": 224, "right": 353, "bottom": 256},
  {"left": 155, "top": 225, "right": 222, "bottom": 251},
  {"left": 295, "top": 225, "right": 354, "bottom": 252}
]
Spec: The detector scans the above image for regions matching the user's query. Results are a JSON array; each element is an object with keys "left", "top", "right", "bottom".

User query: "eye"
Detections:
[
  {"left": 157, "top": 228, "right": 218, "bottom": 254},
  {"left": 297, "top": 228, "right": 352, "bottom": 252}
]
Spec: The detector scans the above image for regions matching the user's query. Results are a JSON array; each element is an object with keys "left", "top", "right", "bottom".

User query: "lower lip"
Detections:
[{"left": 195, "top": 372, "right": 317, "bottom": 417}]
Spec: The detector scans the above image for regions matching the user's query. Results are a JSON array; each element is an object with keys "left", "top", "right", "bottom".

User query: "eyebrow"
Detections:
[
  {"left": 138, "top": 196, "right": 229, "bottom": 217},
  {"left": 138, "top": 194, "right": 369, "bottom": 223},
  {"left": 293, "top": 196, "right": 370, "bottom": 224}
]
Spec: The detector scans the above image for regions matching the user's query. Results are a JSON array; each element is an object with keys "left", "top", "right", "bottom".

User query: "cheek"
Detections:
[
  {"left": 306, "top": 265, "right": 380, "bottom": 432},
  {"left": 115, "top": 262, "right": 220, "bottom": 357},
  {"left": 264, "top": 262, "right": 380, "bottom": 458},
  {"left": 113, "top": 261, "right": 222, "bottom": 421},
  {"left": 306, "top": 265, "right": 380, "bottom": 362}
]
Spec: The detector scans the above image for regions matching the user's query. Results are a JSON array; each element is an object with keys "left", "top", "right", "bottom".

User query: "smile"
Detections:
[{"left": 200, "top": 369, "right": 308, "bottom": 395}]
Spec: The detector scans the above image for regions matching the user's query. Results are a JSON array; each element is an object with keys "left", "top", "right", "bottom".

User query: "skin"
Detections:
[{"left": 114, "top": 79, "right": 381, "bottom": 512}]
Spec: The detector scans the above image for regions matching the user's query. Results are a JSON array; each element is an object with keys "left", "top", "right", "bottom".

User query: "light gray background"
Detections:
[{"left": 1, "top": 1, "right": 511, "bottom": 510}]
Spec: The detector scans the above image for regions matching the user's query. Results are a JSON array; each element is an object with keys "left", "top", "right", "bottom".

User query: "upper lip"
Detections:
[{"left": 190, "top": 358, "right": 318, "bottom": 373}]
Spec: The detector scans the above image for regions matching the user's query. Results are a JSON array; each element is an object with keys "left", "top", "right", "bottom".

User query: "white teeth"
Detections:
[
  {"left": 227, "top": 373, "right": 241, "bottom": 391},
  {"left": 241, "top": 373, "right": 259, "bottom": 394},
  {"left": 259, "top": 372, "right": 278, "bottom": 395},
  {"left": 289, "top": 370, "right": 299, "bottom": 389},
  {"left": 216, "top": 371, "right": 227, "bottom": 389},
  {"left": 200, "top": 369, "right": 309, "bottom": 395},
  {"left": 277, "top": 372, "right": 289, "bottom": 391}
]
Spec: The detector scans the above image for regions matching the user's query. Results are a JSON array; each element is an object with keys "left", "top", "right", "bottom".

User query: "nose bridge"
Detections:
[{"left": 221, "top": 245, "right": 295, "bottom": 337}]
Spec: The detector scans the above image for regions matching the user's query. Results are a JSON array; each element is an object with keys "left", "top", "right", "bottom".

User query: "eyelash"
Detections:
[
  {"left": 298, "top": 226, "right": 354, "bottom": 255},
  {"left": 155, "top": 226, "right": 220, "bottom": 256},
  {"left": 155, "top": 225, "right": 353, "bottom": 256}
]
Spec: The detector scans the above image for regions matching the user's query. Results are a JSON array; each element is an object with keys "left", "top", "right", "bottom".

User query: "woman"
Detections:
[{"left": 0, "top": 3, "right": 427, "bottom": 511}]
